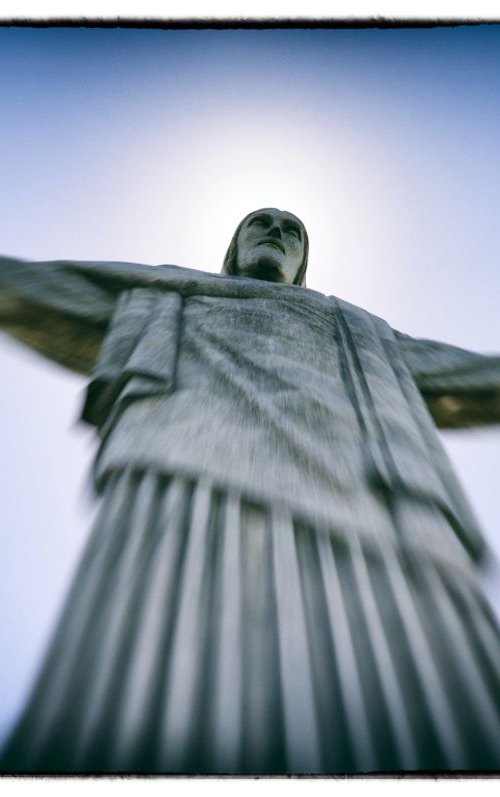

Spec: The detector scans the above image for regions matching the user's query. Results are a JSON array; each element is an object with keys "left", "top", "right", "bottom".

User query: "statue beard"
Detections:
[
  {"left": 234, "top": 252, "right": 288, "bottom": 284},
  {"left": 242, "top": 263, "right": 284, "bottom": 283}
]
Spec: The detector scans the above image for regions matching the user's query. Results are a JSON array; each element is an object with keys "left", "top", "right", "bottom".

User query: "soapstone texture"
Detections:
[{"left": 1, "top": 210, "right": 500, "bottom": 772}]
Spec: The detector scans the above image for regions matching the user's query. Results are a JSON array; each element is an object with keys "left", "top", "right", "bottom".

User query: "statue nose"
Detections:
[{"left": 268, "top": 225, "right": 282, "bottom": 238}]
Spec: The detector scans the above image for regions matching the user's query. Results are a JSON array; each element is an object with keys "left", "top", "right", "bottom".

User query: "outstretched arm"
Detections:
[
  {"left": 395, "top": 330, "right": 500, "bottom": 428},
  {"left": 0, "top": 253, "right": 226, "bottom": 377},
  {"left": 0, "top": 256, "right": 126, "bottom": 374}
]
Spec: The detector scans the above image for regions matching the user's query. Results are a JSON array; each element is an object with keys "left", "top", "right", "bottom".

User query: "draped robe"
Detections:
[{"left": 1, "top": 255, "right": 500, "bottom": 773}]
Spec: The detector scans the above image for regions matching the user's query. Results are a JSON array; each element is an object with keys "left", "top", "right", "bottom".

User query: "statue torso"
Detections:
[{"left": 83, "top": 284, "right": 480, "bottom": 570}]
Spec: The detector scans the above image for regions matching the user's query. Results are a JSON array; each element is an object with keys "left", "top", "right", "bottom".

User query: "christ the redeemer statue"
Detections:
[{"left": 1, "top": 208, "right": 500, "bottom": 774}]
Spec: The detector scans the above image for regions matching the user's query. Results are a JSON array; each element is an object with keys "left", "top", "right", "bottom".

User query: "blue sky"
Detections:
[{"left": 1, "top": 25, "right": 499, "bottom": 745}]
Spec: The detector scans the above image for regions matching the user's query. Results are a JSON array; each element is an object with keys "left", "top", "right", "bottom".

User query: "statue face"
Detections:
[{"left": 234, "top": 208, "right": 305, "bottom": 284}]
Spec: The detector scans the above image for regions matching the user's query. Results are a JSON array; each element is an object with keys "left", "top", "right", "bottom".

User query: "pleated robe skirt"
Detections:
[{"left": 3, "top": 468, "right": 500, "bottom": 774}]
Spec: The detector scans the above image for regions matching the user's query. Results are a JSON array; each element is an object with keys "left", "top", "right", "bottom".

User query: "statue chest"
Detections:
[{"left": 84, "top": 289, "right": 451, "bottom": 514}]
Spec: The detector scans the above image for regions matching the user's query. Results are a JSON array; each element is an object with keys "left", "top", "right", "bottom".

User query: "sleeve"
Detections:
[
  {"left": 395, "top": 330, "right": 500, "bottom": 428},
  {"left": 0, "top": 255, "right": 120, "bottom": 375}
]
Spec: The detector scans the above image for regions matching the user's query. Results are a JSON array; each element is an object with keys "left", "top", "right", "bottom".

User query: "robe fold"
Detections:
[{"left": 1, "top": 255, "right": 500, "bottom": 773}]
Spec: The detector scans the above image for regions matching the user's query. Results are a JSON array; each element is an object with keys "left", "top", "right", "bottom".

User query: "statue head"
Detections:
[{"left": 222, "top": 208, "right": 308, "bottom": 286}]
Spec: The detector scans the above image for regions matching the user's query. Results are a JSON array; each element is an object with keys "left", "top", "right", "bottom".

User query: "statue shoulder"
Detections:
[{"left": 328, "top": 294, "right": 395, "bottom": 338}]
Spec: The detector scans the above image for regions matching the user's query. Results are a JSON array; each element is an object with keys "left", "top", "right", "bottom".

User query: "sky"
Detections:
[{"left": 0, "top": 24, "right": 499, "bottom": 747}]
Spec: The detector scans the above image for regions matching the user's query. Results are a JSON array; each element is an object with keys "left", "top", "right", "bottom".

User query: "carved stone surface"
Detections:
[{"left": 1, "top": 209, "right": 500, "bottom": 773}]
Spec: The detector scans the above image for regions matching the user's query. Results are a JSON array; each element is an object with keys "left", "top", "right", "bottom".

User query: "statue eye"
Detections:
[
  {"left": 248, "top": 216, "right": 266, "bottom": 227},
  {"left": 287, "top": 227, "right": 301, "bottom": 239}
]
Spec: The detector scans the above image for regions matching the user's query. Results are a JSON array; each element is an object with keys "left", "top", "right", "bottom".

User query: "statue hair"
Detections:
[{"left": 221, "top": 209, "right": 309, "bottom": 287}]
